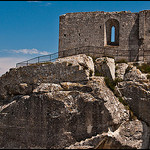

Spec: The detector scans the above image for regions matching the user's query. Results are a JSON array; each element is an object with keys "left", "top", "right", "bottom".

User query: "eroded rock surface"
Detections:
[
  {"left": 33, "top": 83, "right": 63, "bottom": 93},
  {"left": 56, "top": 54, "right": 94, "bottom": 75},
  {"left": 0, "top": 54, "right": 150, "bottom": 149},
  {"left": 0, "top": 77, "right": 130, "bottom": 149},
  {"left": 66, "top": 120, "right": 149, "bottom": 149},
  {"left": 0, "top": 54, "right": 94, "bottom": 101},
  {"left": 118, "top": 80, "right": 150, "bottom": 126},
  {"left": 95, "top": 57, "right": 115, "bottom": 80},
  {"left": 124, "top": 66, "right": 147, "bottom": 81},
  {"left": 116, "top": 63, "right": 128, "bottom": 80}
]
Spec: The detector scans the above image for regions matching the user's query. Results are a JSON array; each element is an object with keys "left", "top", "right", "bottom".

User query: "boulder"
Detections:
[
  {"left": 116, "top": 63, "right": 128, "bottom": 80},
  {"left": 56, "top": 54, "right": 94, "bottom": 75},
  {"left": 124, "top": 66, "right": 147, "bottom": 81},
  {"left": 95, "top": 57, "right": 115, "bottom": 80},
  {"left": 118, "top": 80, "right": 150, "bottom": 126},
  {"left": 66, "top": 120, "right": 150, "bottom": 149},
  {"left": 86, "top": 77, "right": 129, "bottom": 126}
]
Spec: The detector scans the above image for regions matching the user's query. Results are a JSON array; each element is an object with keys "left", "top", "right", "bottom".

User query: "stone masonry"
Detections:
[{"left": 58, "top": 10, "right": 150, "bottom": 62}]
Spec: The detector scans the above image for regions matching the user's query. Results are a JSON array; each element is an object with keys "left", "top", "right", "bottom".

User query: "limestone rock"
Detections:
[
  {"left": 66, "top": 120, "right": 149, "bottom": 149},
  {"left": 86, "top": 77, "right": 129, "bottom": 126},
  {"left": 0, "top": 54, "right": 150, "bottom": 149},
  {"left": 9, "top": 83, "right": 32, "bottom": 95},
  {"left": 56, "top": 54, "right": 94, "bottom": 75},
  {"left": 116, "top": 63, "right": 128, "bottom": 80},
  {"left": 33, "top": 83, "right": 63, "bottom": 93},
  {"left": 95, "top": 57, "right": 115, "bottom": 80},
  {"left": 60, "top": 82, "right": 92, "bottom": 92},
  {"left": 0, "top": 54, "right": 94, "bottom": 101},
  {"left": 66, "top": 145, "right": 94, "bottom": 149},
  {"left": 0, "top": 77, "right": 129, "bottom": 149},
  {"left": 124, "top": 66, "right": 147, "bottom": 81},
  {"left": 118, "top": 80, "right": 150, "bottom": 126},
  {"left": 107, "top": 120, "right": 150, "bottom": 149}
]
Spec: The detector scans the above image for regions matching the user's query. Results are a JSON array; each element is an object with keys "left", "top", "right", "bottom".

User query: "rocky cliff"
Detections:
[{"left": 0, "top": 54, "right": 150, "bottom": 149}]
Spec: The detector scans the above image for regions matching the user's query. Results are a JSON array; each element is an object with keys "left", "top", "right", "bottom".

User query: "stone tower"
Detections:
[{"left": 58, "top": 10, "right": 150, "bottom": 62}]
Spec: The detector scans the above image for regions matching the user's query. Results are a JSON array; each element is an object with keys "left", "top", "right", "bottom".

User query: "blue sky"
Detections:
[{"left": 1, "top": 1, "right": 150, "bottom": 76}]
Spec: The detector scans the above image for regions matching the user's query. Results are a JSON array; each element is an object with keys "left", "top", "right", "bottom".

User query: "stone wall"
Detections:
[
  {"left": 59, "top": 10, "right": 150, "bottom": 62},
  {"left": 139, "top": 10, "right": 150, "bottom": 62}
]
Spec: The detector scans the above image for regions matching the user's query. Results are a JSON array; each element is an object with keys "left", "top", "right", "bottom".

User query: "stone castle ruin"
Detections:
[
  {"left": 58, "top": 10, "right": 150, "bottom": 62},
  {"left": 1, "top": 10, "right": 150, "bottom": 149}
]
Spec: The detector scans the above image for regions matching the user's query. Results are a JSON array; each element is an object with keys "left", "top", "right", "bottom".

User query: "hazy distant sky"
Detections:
[{"left": 0, "top": 1, "right": 150, "bottom": 76}]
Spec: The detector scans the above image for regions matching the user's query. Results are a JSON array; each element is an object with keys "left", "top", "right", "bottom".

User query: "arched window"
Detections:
[{"left": 104, "top": 19, "right": 119, "bottom": 46}]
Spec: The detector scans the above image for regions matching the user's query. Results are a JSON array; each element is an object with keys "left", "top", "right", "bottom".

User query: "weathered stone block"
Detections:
[
  {"left": 124, "top": 66, "right": 147, "bottom": 81},
  {"left": 95, "top": 57, "right": 115, "bottom": 80},
  {"left": 118, "top": 80, "right": 150, "bottom": 126},
  {"left": 66, "top": 120, "right": 150, "bottom": 149},
  {"left": 116, "top": 63, "right": 128, "bottom": 80}
]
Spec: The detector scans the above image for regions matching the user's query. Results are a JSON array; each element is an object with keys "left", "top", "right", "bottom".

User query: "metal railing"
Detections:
[
  {"left": 16, "top": 46, "right": 150, "bottom": 67},
  {"left": 16, "top": 52, "right": 59, "bottom": 67},
  {"left": 16, "top": 46, "right": 103, "bottom": 67}
]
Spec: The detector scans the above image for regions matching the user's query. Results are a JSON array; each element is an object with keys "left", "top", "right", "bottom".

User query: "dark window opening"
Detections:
[{"left": 64, "top": 34, "right": 66, "bottom": 37}]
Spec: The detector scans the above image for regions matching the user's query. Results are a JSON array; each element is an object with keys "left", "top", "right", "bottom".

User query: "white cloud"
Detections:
[
  {"left": 12, "top": 48, "right": 49, "bottom": 55},
  {"left": 0, "top": 48, "right": 50, "bottom": 77},
  {"left": 47, "top": 3, "right": 51, "bottom": 5},
  {"left": 39, "top": 2, "right": 51, "bottom": 6},
  {"left": 39, "top": 51, "right": 49, "bottom": 55},
  {"left": 27, "top": 1, "right": 51, "bottom": 6},
  {"left": 0, "top": 57, "right": 26, "bottom": 77},
  {"left": 45, "top": 2, "right": 51, "bottom": 6},
  {"left": 27, "top": 1, "right": 42, "bottom": 3}
]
